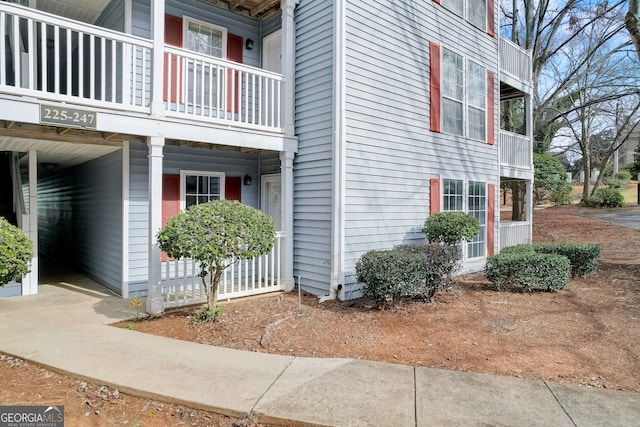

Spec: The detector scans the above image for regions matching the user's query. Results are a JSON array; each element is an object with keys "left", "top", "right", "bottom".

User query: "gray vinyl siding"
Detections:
[
  {"left": 95, "top": 0, "right": 125, "bottom": 32},
  {"left": 341, "top": 0, "right": 499, "bottom": 290},
  {"left": 292, "top": 0, "right": 334, "bottom": 296},
  {"left": 38, "top": 151, "right": 123, "bottom": 294},
  {"left": 126, "top": 142, "right": 261, "bottom": 291}
]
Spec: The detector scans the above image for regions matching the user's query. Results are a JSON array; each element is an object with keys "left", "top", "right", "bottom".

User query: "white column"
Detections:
[
  {"left": 122, "top": 141, "right": 130, "bottom": 298},
  {"left": 281, "top": 0, "right": 297, "bottom": 137},
  {"left": 146, "top": 136, "right": 164, "bottom": 314},
  {"left": 22, "top": 150, "right": 38, "bottom": 295},
  {"left": 149, "top": 0, "right": 165, "bottom": 116},
  {"left": 279, "top": 151, "right": 295, "bottom": 291},
  {"left": 526, "top": 179, "right": 533, "bottom": 244}
]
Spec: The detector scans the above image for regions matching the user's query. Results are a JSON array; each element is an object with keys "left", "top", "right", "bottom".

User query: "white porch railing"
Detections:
[
  {"left": 500, "top": 221, "right": 531, "bottom": 249},
  {"left": 160, "top": 232, "right": 284, "bottom": 309},
  {"left": 0, "top": 2, "right": 151, "bottom": 112},
  {"left": 500, "top": 130, "right": 532, "bottom": 170},
  {"left": 164, "top": 46, "right": 283, "bottom": 130},
  {"left": 499, "top": 36, "right": 532, "bottom": 84}
]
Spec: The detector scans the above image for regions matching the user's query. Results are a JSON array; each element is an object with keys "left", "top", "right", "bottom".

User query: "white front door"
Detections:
[
  {"left": 261, "top": 174, "right": 281, "bottom": 230},
  {"left": 262, "top": 30, "right": 282, "bottom": 74}
]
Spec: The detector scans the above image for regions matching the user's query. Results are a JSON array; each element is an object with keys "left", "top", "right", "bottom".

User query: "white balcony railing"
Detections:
[
  {"left": 500, "top": 222, "right": 531, "bottom": 249},
  {"left": 500, "top": 130, "right": 533, "bottom": 170},
  {"left": 160, "top": 232, "right": 284, "bottom": 309},
  {"left": 499, "top": 36, "right": 532, "bottom": 84},
  {"left": 0, "top": 3, "right": 284, "bottom": 132},
  {"left": 164, "top": 46, "right": 283, "bottom": 130},
  {"left": 0, "top": 2, "right": 151, "bottom": 111}
]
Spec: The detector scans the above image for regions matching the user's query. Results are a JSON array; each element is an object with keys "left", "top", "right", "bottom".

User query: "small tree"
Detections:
[
  {"left": 423, "top": 212, "right": 480, "bottom": 246},
  {"left": 533, "top": 153, "right": 573, "bottom": 206},
  {"left": 0, "top": 217, "right": 34, "bottom": 286},
  {"left": 157, "top": 200, "right": 276, "bottom": 311}
]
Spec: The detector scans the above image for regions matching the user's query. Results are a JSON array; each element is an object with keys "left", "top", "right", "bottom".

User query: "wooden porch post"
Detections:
[
  {"left": 280, "top": 150, "right": 295, "bottom": 291},
  {"left": 149, "top": 0, "right": 165, "bottom": 116},
  {"left": 281, "top": 0, "right": 297, "bottom": 138},
  {"left": 21, "top": 150, "right": 38, "bottom": 295},
  {"left": 146, "top": 136, "right": 164, "bottom": 315}
]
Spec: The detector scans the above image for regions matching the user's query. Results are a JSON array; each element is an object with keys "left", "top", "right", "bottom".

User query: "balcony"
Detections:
[
  {"left": 499, "top": 221, "right": 531, "bottom": 249},
  {"left": 0, "top": 3, "right": 284, "bottom": 133},
  {"left": 499, "top": 37, "right": 532, "bottom": 95},
  {"left": 500, "top": 130, "right": 533, "bottom": 176}
]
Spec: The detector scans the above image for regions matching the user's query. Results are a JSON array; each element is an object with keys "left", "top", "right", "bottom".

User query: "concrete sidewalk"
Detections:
[{"left": 1, "top": 278, "right": 639, "bottom": 426}]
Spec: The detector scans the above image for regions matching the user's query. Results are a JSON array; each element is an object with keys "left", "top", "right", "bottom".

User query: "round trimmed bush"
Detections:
[{"left": 0, "top": 217, "right": 34, "bottom": 286}]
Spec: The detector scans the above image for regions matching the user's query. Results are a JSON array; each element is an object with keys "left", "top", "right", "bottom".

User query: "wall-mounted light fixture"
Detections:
[
  {"left": 245, "top": 38, "right": 254, "bottom": 50},
  {"left": 243, "top": 174, "right": 252, "bottom": 185}
]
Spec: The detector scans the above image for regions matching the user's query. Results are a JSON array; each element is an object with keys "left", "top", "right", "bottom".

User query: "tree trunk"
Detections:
[
  {"left": 206, "top": 264, "right": 223, "bottom": 310},
  {"left": 511, "top": 181, "right": 526, "bottom": 221},
  {"left": 626, "top": 0, "right": 640, "bottom": 62},
  {"left": 582, "top": 155, "right": 592, "bottom": 201}
]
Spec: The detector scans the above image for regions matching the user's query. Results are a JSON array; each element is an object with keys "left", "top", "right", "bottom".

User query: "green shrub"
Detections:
[
  {"left": 614, "top": 171, "right": 632, "bottom": 181},
  {"left": 423, "top": 211, "right": 480, "bottom": 246},
  {"left": 157, "top": 200, "right": 275, "bottom": 312},
  {"left": 356, "top": 244, "right": 461, "bottom": 308},
  {"left": 500, "top": 243, "right": 600, "bottom": 277},
  {"left": 533, "top": 243, "right": 600, "bottom": 277},
  {"left": 584, "top": 188, "right": 625, "bottom": 208},
  {"left": 0, "top": 217, "right": 34, "bottom": 286},
  {"left": 485, "top": 252, "right": 571, "bottom": 292}
]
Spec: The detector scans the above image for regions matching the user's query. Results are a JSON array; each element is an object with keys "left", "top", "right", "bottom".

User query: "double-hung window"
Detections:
[
  {"left": 181, "top": 171, "right": 225, "bottom": 210},
  {"left": 185, "top": 18, "right": 226, "bottom": 58},
  {"left": 441, "top": 48, "right": 487, "bottom": 141},
  {"left": 442, "top": 0, "right": 487, "bottom": 31},
  {"left": 442, "top": 49, "right": 464, "bottom": 136},
  {"left": 441, "top": 179, "right": 486, "bottom": 259}
]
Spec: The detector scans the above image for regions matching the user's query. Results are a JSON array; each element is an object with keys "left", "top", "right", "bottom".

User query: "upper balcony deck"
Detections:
[
  {"left": 0, "top": 2, "right": 285, "bottom": 146},
  {"left": 499, "top": 36, "right": 533, "bottom": 96}
]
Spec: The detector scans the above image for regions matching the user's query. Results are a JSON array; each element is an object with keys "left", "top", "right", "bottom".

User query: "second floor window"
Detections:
[
  {"left": 442, "top": 48, "right": 486, "bottom": 141},
  {"left": 185, "top": 18, "right": 226, "bottom": 58},
  {"left": 442, "top": 0, "right": 487, "bottom": 31}
]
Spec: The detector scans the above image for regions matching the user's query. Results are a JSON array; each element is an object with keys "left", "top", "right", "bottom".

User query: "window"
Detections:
[
  {"left": 467, "top": 181, "right": 486, "bottom": 258},
  {"left": 441, "top": 48, "right": 487, "bottom": 141},
  {"left": 442, "top": 49, "right": 464, "bottom": 136},
  {"left": 180, "top": 171, "right": 225, "bottom": 210},
  {"left": 441, "top": 179, "right": 486, "bottom": 259},
  {"left": 442, "top": 0, "right": 487, "bottom": 31},
  {"left": 184, "top": 18, "right": 226, "bottom": 58},
  {"left": 467, "top": 61, "right": 486, "bottom": 141}
]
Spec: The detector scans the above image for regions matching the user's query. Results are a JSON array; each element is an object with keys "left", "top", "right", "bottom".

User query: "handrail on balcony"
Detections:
[
  {"left": 500, "top": 130, "right": 533, "bottom": 170},
  {"left": 0, "top": 2, "right": 152, "bottom": 111},
  {"left": 499, "top": 36, "right": 532, "bottom": 84},
  {"left": 164, "top": 46, "right": 283, "bottom": 131}
]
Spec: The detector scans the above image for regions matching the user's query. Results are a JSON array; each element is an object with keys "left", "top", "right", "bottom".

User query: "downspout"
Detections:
[{"left": 328, "top": 0, "right": 347, "bottom": 300}]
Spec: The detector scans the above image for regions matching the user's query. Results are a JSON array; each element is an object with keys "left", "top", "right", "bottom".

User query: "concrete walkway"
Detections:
[{"left": 1, "top": 276, "right": 639, "bottom": 426}]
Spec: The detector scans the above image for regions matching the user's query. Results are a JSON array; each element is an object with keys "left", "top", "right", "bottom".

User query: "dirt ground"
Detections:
[{"left": 1, "top": 204, "right": 639, "bottom": 426}]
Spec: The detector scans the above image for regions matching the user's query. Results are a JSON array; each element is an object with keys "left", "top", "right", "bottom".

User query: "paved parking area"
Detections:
[{"left": 578, "top": 206, "right": 640, "bottom": 230}]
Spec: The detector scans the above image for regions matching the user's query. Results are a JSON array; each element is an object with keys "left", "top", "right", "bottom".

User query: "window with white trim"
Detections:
[
  {"left": 442, "top": 48, "right": 487, "bottom": 141},
  {"left": 467, "top": 181, "right": 486, "bottom": 258},
  {"left": 442, "top": 0, "right": 487, "bottom": 31},
  {"left": 184, "top": 17, "right": 227, "bottom": 58},
  {"left": 180, "top": 171, "right": 225, "bottom": 210},
  {"left": 441, "top": 179, "right": 486, "bottom": 259}
]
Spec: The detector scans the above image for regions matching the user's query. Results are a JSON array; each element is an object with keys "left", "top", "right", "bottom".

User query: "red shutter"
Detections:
[
  {"left": 487, "top": 70, "right": 495, "bottom": 145},
  {"left": 227, "top": 33, "right": 243, "bottom": 113},
  {"left": 164, "top": 15, "right": 183, "bottom": 102},
  {"left": 487, "top": 0, "right": 495, "bottom": 37},
  {"left": 429, "top": 42, "right": 441, "bottom": 133},
  {"left": 433, "top": 0, "right": 441, "bottom": 4},
  {"left": 225, "top": 176, "right": 242, "bottom": 201},
  {"left": 430, "top": 178, "right": 441, "bottom": 215},
  {"left": 161, "top": 174, "right": 181, "bottom": 261},
  {"left": 487, "top": 184, "right": 496, "bottom": 256}
]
